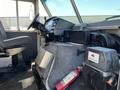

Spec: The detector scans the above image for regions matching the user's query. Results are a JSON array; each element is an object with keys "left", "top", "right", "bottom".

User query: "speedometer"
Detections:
[{"left": 45, "top": 17, "right": 57, "bottom": 33}]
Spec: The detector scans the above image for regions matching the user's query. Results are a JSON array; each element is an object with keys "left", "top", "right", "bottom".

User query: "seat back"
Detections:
[{"left": 0, "top": 21, "right": 7, "bottom": 40}]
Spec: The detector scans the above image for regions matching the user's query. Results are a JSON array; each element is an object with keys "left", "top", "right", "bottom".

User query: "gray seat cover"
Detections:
[
  {"left": 0, "top": 20, "right": 31, "bottom": 49},
  {"left": 3, "top": 36, "right": 31, "bottom": 49},
  {"left": 0, "top": 21, "right": 7, "bottom": 40}
]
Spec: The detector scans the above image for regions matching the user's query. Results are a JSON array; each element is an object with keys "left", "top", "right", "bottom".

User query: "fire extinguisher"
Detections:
[{"left": 56, "top": 66, "right": 81, "bottom": 90}]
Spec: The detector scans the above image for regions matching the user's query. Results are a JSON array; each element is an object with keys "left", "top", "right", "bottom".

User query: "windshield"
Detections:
[
  {"left": 74, "top": 0, "right": 120, "bottom": 23},
  {"left": 44, "top": 0, "right": 120, "bottom": 23},
  {"left": 44, "top": 0, "right": 79, "bottom": 24}
]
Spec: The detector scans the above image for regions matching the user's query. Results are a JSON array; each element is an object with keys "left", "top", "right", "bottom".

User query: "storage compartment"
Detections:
[
  {"left": 84, "top": 47, "right": 119, "bottom": 90},
  {"left": 85, "top": 47, "right": 119, "bottom": 76},
  {"left": 35, "top": 42, "right": 85, "bottom": 89}
]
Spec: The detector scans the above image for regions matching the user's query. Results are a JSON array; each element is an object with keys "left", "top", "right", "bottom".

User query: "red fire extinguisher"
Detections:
[{"left": 56, "top": 66, "right": 81, "bottom": 90}]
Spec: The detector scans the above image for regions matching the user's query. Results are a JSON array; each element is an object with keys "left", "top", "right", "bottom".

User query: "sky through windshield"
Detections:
[
  {"left": 45, "top": 0, "right": 120, "bottom": 16},
  {"left": 75, "top": 0, "right": 120, "bottom": 15}
]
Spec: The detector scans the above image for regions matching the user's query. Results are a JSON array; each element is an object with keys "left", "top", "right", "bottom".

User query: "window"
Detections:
[
  {"left": 18, "top": 1, "right": 34, "bottom": 30},
  {"left": 45, "top": 0, "right": 79, "bottom": 24},
  {"left": 0, "top": 0, "right": 35, "bottom": 31},
  {"left": 74, "top": 0, "right": 120, "bottom": 23},
  {"left": 0, "top": 0, "right": 17, "bottom": 30}
]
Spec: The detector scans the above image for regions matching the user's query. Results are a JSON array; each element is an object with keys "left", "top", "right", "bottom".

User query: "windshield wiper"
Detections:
[{"left": 105, "top": 15, "right": 120, "bottom": 21}]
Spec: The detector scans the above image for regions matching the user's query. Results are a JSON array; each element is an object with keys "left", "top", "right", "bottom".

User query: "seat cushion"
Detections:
[{"left": 3, "top": 36, "right": 31, "bottom": 49}]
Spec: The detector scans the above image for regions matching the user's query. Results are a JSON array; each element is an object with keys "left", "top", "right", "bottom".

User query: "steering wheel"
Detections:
[{"left": 28, "top": 14, "right": 39, "bottom": 30}]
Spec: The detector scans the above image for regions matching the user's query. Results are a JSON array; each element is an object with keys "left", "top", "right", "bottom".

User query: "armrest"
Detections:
[{"left": 3, "top": 36, "right": 31, "bottom": 49}]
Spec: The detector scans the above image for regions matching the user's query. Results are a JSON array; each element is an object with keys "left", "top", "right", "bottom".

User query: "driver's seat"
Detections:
[{"left": 0, "top": 20, "right": 31, "bottom": 56}]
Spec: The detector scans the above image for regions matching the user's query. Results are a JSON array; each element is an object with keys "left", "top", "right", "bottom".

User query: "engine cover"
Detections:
[{"left": 85, "top": 47, "right": 119, "bottom": 76}]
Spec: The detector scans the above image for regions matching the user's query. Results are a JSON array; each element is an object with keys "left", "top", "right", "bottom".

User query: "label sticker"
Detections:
[
  {"left": 88, "top": 51, "right": 100, "bottom": 64},
  {"left": 61, "top": 71, "right": 77, "bottom": 86}
]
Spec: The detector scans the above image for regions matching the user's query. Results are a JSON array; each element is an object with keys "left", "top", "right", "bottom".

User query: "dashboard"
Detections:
[
  {"left": 45, "top": 17, "right": 58, "bottom": 33},
  {"left": 44, "top": 17, "right": 74, "bottom": 35}
]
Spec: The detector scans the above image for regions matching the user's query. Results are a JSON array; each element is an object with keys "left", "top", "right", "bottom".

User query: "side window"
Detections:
[
  {"left": 0, "top": 0, "right": 35, "bottom": 31},
  {"left": 18, "top": 1, "right": 34, "bottom": 30},
  {"left": 0, "top": 0, "right": 17, "bottom": 30}
]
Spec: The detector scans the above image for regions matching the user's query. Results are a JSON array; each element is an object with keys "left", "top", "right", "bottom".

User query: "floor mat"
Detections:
[{"left": 0, "top": 69, "right": 38, "bottom": 90}]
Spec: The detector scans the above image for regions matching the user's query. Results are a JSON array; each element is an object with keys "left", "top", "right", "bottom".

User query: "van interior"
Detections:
[{"left": 0, "top": 0, "right": 120, "bottom": 90}]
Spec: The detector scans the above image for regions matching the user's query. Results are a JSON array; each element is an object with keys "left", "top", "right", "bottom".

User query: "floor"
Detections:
[{"left": 0, "top": 69, "right": 38, "bottom": 90}]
